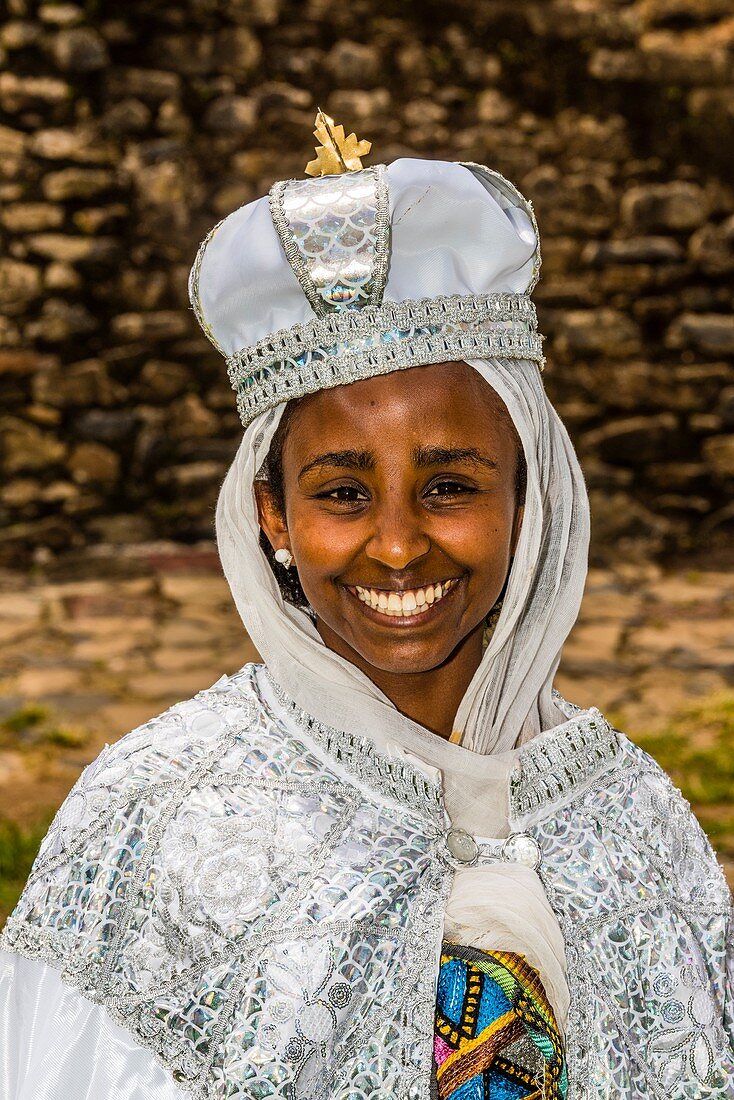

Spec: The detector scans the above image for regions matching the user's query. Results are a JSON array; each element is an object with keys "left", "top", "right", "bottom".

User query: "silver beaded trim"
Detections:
[
  {"left": 266, "top": 675, "right": 623, "bottom": 830},
  {"left": 510, "top": 709, "right": 622, "bottom": 819},
  {"left": 227, "top": 292, "right": 544, "bottom": 428},
  {"left": 369, "top": 166, "right": 390, "bottom": 306},
  {"left": 264, "top": 673, "right": 445, "bottom": 825}
]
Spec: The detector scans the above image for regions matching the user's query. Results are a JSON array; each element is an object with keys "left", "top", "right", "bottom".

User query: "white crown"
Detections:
[{"left": 189, "top": 151, "right": 544, "bottom": 428}]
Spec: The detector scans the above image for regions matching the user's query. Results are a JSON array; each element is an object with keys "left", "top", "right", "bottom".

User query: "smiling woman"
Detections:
[
  {"left": 1, "top": 122, "right": 732, "bottom": 1100},
  {"left": 256, "top": 363, "right": 525, "bottom": 737}
]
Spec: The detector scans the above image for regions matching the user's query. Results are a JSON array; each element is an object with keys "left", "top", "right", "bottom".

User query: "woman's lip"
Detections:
[{"left": 343, "top": 578, "right": 462, "bottom": 626}]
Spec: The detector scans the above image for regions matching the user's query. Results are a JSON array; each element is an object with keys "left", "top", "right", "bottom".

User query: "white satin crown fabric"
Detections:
[
  {"left": 188, "top": 159, "right": 545, "bottom": 429},
  {"left": 191, "top": 159, "right": 539, "bottom": 353}
]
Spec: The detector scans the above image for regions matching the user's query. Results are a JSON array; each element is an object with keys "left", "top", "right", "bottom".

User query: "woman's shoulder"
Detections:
[
  {"left": 1, "top": 664, "right": 271, "bottom": 955},
  {"left": 98, "top": 661, "right": 262, "bottom": 771},
  {"left": 539, "top": 695, "right": 730, "bottom": 905},
  {"left": 33, "top": 663, "right": 267, "bottom": 868}
]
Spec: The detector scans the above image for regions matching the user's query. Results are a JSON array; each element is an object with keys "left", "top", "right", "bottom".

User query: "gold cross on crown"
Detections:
[{"left": 305, "top": 109, "right": 372, "bottom": 177}]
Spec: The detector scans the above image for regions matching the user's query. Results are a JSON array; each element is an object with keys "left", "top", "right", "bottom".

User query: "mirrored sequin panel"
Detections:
[
  {"left": 582, "top": 905, "right": 734, "bottom": 1098},
  {"left": 288, "top": 801, "right": 436, "bottom": 928},
  {"left": 211, "top": 933, "right": 409, "bottom": 1100},
  {"left": 14, "top": 791, "right": 169, "bottom": 967}
]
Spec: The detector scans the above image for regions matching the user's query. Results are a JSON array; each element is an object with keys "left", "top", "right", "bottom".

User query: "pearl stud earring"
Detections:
[{"left": 274, "top": 548, "right": 294, "bottom": 568}]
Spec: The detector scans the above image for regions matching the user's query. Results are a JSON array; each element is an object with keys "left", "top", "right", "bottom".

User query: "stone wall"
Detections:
[{"left": 1, "top": 0, "right": 733, "bottom": 568}]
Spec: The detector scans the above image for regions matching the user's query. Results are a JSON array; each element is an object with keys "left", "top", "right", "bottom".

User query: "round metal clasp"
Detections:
[
  {"left": 445, "top": 827, "right": 480, "bottom": 865},
  {"left": 501, "top": 832, "right": 542, "bottom": 870}
]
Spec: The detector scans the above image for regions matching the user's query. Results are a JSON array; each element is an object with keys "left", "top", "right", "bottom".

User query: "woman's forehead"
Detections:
[{"left": 283, "top": 361, "right": 516, "bottom": 451}]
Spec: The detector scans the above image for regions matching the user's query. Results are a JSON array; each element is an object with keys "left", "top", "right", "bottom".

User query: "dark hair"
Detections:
[
  {"left": 259, "top": 400, "right": 310, "bottom": 606},
  {"left": 260, "top": 393, "right": 528, "bottom": 608}
]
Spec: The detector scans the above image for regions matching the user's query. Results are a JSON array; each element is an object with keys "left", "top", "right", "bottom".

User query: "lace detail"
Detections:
[
  {"left": 269, "top": 166, "right": 390, "bottom": 316},
  {"left": 226, "top": 292, "right": 544, "bottom": 428}
]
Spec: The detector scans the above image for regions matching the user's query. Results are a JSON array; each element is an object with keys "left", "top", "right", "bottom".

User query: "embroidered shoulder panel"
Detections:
[
  {"left": 2, "top": 664, "right": 450, "bottom": 1098},
  {"left": 530, "top": 734, "right": 734, "bottom": 1099}
]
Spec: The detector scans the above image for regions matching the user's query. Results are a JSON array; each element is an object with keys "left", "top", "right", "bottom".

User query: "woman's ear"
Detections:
[{"left": 254, "top": 480, "right": 288, "bottom": 551}]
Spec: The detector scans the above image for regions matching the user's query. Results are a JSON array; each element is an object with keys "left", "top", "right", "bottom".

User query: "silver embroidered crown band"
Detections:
[{"left": 227, "top": 292, "right": 544, "bottom": 428}]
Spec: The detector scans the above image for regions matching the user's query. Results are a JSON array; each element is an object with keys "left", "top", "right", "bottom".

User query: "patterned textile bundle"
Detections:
[{"left": 434, "top": 943, "right": 567, "bottom": 1099}]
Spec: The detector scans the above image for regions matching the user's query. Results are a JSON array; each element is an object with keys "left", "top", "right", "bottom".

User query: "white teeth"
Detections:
[{"left": 352, "top": 580, "right": 456, "bottom": 618}]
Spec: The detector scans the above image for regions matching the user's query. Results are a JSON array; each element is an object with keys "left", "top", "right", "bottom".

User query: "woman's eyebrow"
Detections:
[
  {"left": 412, "top": 445, "right": 499, "bottom": 471},
  {"left": 298, "top": 449, "right": 375, "bottom": 481}
]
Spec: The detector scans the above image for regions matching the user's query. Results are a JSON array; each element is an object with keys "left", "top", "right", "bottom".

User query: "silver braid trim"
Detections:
[
  {"left": 227, "top": 292, "right": 544, "bottom": 428},
  {"left": 188, "top": 215, "right": 228, "bottom": 357}
]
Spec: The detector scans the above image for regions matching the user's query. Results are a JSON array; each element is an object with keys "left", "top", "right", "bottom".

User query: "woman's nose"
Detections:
[{"left": 364, "top": 504, "right": 431, "bottom": 570}]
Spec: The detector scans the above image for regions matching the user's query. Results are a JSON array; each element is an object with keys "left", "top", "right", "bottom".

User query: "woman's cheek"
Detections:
[
  {"left": 292, "top": 509, "right": 363, "bottom": 571},
  {"left": 434, "top": 508, "right": 512, "bottom": 560}
]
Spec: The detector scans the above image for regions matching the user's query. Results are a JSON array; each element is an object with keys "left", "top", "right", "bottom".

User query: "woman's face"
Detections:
[{"left": 257, "top": 361, "right": 524, "bottom": 679}]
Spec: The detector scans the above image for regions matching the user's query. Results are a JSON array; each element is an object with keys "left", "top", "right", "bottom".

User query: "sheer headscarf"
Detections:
[
  {"left": 215, "top": 354, "right": 585, "bottom": 1030},
  {"left": 215, "top": 355, "right": 589, "bottom": 759}
]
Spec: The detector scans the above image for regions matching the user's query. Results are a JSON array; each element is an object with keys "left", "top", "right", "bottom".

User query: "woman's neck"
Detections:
[{"left": 315, "top": 619, "right": 485, "bottom": 739}]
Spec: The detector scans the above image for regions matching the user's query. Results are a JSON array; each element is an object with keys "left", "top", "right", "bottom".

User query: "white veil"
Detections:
[
  {"left": 215, "top": 353, "right": 586, "bottom": 1028},
  {"left": 215, "top": 354, "right": 589, "bottom": 759}
]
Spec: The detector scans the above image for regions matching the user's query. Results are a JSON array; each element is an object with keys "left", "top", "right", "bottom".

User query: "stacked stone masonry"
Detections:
[{"left": 0, "top": 0, "right": 733, "bottom": 566}]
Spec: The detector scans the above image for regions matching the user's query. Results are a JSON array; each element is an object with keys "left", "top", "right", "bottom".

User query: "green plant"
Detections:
[
  {"left": 2, "top": 704, "right": 50, "bottom": 734},
  {"left": 0, "top": 816, "right": 54, "bottom": 928}
]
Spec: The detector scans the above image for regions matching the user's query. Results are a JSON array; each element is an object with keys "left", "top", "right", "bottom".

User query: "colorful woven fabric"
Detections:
[{"left": 432, "top": 942, "right": 567, "bottom": 1100}]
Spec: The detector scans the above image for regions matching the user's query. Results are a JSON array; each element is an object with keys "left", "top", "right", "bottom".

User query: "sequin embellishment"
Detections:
[
  {"left": 269, "top": 165, "right": 390, "bottom": 316},
  {"left": 227, "top": 292, "right": 544, "bottom": 428}
]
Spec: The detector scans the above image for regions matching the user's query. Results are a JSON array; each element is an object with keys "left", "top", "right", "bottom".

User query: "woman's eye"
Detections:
[
  {"left": 426, "top": 480, "right": 473, "bottom": 497},
  {"left": 318, "top": 485, "right": 367, "bottom": 503}
]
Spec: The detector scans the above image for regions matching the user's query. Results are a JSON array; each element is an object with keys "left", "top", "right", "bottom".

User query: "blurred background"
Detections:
[{"left": 0, "top": 0, "right": 732, "bottom": 920}]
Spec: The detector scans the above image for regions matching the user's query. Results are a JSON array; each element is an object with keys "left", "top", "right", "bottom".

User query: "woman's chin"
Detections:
[
  {"left": 359, "top": 649, "right": 453, "bottom": 677},
  {"left": 342, "top": 627, "right": 478, "bottom": 678}
]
